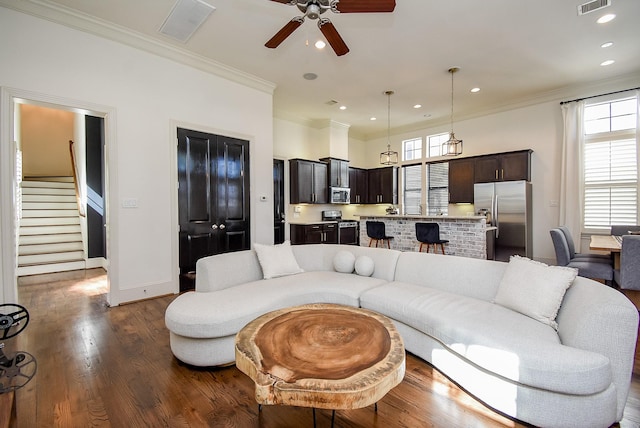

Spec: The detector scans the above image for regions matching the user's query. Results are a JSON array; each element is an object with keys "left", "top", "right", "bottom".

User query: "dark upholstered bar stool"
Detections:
[
  {"left": 416, "top": 222, "right": 449, "bottom": 254},
  {"left": 366, "top": 221, "right": 393, "bottom": 248}
]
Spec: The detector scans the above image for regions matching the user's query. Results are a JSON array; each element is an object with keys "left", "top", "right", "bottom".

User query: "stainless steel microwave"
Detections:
[{"left": 330, "top": 187, "right": 351, "bottom": 204}]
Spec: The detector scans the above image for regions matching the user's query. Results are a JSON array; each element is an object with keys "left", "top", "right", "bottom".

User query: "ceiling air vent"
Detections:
[
  {"left": 577, "top": 0, "right": 611, "bottom": 15},
  {"left": 159, "top": 0, "right": 215, "bottom": 43},
  {"left": 325, "top": 100, "right": 339, "bottom": 106}
]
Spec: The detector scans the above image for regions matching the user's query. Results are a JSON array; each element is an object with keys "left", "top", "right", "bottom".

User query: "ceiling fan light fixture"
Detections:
[
  {"left": 380, "top": 90, "right": 398, "bottom": 165},
  {"left": 442, "top": 67, "right": 463, "bottom": 156}
]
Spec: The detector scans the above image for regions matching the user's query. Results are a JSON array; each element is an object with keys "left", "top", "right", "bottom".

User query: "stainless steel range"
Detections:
[{"left": 322, "top": 210, "right": 358, "bottom": 245}]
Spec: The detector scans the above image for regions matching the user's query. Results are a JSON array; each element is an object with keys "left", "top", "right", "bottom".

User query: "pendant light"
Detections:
[
  {"left": 380, "top": 90, "right": 398, "bottom": 165},
  {"left": 442, "top": 67, "right": 463, "bottom": 156}
]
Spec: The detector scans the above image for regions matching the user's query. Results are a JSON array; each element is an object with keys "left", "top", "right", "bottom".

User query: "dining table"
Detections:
[{"left": 589, "top": 235, "right": 622, "bottom": 269}]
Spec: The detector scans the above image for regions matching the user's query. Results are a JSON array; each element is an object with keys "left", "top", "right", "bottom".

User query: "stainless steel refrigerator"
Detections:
[{"left": 474, "top": 181, "right": 532, "bottom": 261}]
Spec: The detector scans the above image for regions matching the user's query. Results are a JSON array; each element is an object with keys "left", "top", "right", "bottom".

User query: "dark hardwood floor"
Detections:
[{"left": 7, "top": 269, "right": 640, "bottom": 427}]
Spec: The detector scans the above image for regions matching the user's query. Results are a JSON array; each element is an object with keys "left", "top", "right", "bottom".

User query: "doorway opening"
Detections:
[{"left": 1, "top": 90, "right": 110, "bottom": 303}]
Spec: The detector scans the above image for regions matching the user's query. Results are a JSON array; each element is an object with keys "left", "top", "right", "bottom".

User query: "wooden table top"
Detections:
[
  {"left": 590, "top": 235, "right": 622, "bottom": 252},
  {"left": 235, "top": 304, "right": 405, "bottom": 410}
]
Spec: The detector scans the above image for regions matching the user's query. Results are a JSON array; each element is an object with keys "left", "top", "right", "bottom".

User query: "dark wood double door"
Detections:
[{"left": 177, "top": 128, "right": 250, "bottom": 286}]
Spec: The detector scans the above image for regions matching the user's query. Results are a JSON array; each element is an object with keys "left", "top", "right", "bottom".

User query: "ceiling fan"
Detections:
[{"left": 265, "top": 0, "right": 396, "bottom": 56}]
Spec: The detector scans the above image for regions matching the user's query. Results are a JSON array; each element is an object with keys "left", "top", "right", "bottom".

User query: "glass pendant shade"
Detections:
[
  {"left": 380, "top": 90, "right": 398, "bottom": 165},
  {"left": 442, "top": 132, "right": 463, "bottom": 156},
  {"left": 380, "top": 148, "right": 398, "bottom": 165}
]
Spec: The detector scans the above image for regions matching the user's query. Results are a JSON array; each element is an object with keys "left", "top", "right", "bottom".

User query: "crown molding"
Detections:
[{"left": 0, "top": 0, "right": 277, "bottom": 95}]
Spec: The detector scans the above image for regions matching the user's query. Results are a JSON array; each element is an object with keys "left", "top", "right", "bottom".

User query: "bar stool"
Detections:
[
  {"left": 366, "top": 221, "right": 393, "bottom": 249},
  {"left": 416, "top": 222, "right": 448, "bottom": 254}
]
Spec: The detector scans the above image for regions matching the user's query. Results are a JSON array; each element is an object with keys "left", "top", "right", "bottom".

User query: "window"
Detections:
[
  {"left": 402, "top": 138, "right": 422, "bottom": 161},
  {"left": 427, "top": 163, "right": 449, "bottom": 215},
  {"left": 427, "top": 133, "right": 449, "bottom": 158},
  {"left": 402, "top": 164, "right": 422, "bottom": 214},
  {"left": 583, "top": 95, "right": 638, "bottom": 229}
]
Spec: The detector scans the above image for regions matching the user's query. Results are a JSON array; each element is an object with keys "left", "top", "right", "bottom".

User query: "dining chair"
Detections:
[
  {"left": 610, "top": 225, "right": 640, "bottom": 236},
  {"left": 416, "top": 222, "right": 449, "bottom": 255},
  {"left": 550, "top": 228, "right": 613, "bottom": 283},
  {"left": 614, "top": 235, "right": 640, "bottom": 290},
  {"left": 558, "top": 226, "right": 612, "bottom": 262}
]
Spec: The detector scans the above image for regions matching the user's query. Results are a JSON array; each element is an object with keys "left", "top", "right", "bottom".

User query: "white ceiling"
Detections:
[{"left": 5, "top": 0, "right": 640, "bottom": 139}]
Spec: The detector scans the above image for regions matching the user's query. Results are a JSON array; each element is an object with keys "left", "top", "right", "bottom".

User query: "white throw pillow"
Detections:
[
  {"left": 354, "top": 255, "right": 375, "bottom": 277},
  {"left": 494, "top": 255, "right": 577, "bottom": 329},
  {"left": 253, "top": 241, "right": 304, "bottom": 279},
  {"left": 333, "top": 250, "right": 356, "bottom": 273}
]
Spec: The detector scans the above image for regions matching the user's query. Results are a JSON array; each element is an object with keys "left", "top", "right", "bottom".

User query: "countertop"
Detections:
[
  {"left": 357, "top": 214, "right": 488, "bottom": 221},
  {"left": 289, "top": 220, "right": 359, "bottom": 225}
]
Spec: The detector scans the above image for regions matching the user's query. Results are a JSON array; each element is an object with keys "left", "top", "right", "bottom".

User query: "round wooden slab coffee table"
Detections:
[{"left": 235, "top": 304, "right": 405, "bottom": 414}]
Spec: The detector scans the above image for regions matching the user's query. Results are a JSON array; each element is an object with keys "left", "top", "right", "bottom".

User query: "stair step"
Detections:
[
  {"left": 20, "top": 217, "right": 80, "bottom": 227},
  {"left": 22, "top": 209, "right": 79, "bottom": 218},
  {"left": 21, "top": 187, "right": 76, "bottom": 196},
  {"left": 19, "top": 241, "right": 83, "bottom": 256},
  {"left": 17, "top": 261, "right": 87, "bottom": 277},
  {"left": 23, "top": 176, "right": 74, "bottom": 183},
  {"left": 21, "top": 180, "right": 75, "bottom": 188},
  {"left": 18, "top": 251, "right": 84, "bottom": 266},
  {"left": 19, "top": 225, "right": 81, "bottom": 235},
  {"left": 19, "top": 233, "right": 83, "bottom": 245},
  {"left": 22, "top": 201, "right": 78, "bottom": 210},
  {"left": 22, "top": 194, "right": 77, "bottom": 203}
]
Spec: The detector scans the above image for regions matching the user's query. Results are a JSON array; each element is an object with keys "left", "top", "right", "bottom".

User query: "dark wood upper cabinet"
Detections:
[
  {"left": 474, "top": 150, "right": 532, "bottom": 183},
  {"left": 290, "top": 159, "right": 328, "bottom": 204},
  {"left": 448, "top": 158, "right": 475, "bottom": 203},
  {"left": 349, "top": 167, "right": 368, "bottom": 204},
  {"left": 367, "top": 166, "right": 398, "bottom": 204},
  {"left": 320, "top": 157, "right": 349, "bottom": 188}
]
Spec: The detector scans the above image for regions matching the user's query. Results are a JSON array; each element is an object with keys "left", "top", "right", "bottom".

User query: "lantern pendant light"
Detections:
[
  {"left": 380, "top": 90, "right": 398, "bottom": 165},
  {"left": 442, "top": 67, "right": 463, "bottom": 156}
]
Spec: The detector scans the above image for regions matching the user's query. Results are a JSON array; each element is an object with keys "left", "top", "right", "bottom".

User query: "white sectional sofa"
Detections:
[{"left": 165, "top": 243, "right": 639, "bottom": 428}]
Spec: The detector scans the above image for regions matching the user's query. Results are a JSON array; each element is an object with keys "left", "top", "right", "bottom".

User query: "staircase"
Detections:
[{"left": 17, "top": 177, "right": 85, "bottom": 276}]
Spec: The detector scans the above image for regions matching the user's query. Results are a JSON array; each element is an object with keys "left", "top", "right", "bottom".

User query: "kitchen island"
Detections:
[{"left": 358, "top": 215, "right": 488, "bottom": 259}]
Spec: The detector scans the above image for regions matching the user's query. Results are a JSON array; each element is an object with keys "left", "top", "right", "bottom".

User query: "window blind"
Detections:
[
  {"left": 427, "top": 163, "right": 449, "bottom": 215},
  {"left": 403, "top": 164, "right": 422, "bottom": 215}
]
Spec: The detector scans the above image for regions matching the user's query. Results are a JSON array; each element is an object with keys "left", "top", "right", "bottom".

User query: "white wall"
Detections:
[{"left": 0, "top": 8, "right": 274, "bottom": 305}]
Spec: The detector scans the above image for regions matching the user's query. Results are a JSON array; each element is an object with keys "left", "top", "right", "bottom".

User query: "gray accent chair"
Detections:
[
  {"left": 614, "top": 235, "right": 640, "bottom": 290},
  {"left": 550, "top": 228, "right": 613, "bottom": 282},
  {"left": 610, "top": 225, "right": 640, "bottom": 236},
  {"left": 558, "top": 226, "right": 612, "bottom": 262}
]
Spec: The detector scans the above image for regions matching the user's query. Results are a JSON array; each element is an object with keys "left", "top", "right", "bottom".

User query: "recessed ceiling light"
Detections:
[
  {"left": 315, "top": 40, "right": 326, "bottom": 49},
  {"left": 339, "top": 105, "right": 347, "bottom": 110},
  {"left": 471, "top": 87, "right": 481, "bottom": 93},
  {"left": 596, "top": 13, "right": 616, "bottom": 24},
  {"left": 370, "top": 117, "right": 377, "bottom": 121},
  {"left": 600, "top": 59, "right": 615, "bottom": 66},
  {"left": 601, "top": 41, "right": 614, "bottom": 48},
  {"left": 303, "top": 72, "right": 318, "bottom": 80},
  {"left": 413, "top": 104, "right": 422, "bottom": 109}
]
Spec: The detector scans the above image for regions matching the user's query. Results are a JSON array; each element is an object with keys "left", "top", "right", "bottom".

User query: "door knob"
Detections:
[
  {"left": 211, "top": 224, "right": 218, "bottom": 230},
  {"left": 219, "top": 224, "right": 226, "bottom": 230}
]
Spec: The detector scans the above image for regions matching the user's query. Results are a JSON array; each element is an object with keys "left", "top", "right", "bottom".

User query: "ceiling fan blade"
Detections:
[
  {"left": 265, "top": 18, "right": 304, "bottom": 48},
  {"left": 269, "top": 0, "right": 295, "bottom": 4},
  {"left": 318, "top": 20, "right": 349, "bottom": 56},
  {"left": 335, "top": 0, "right": 396, "bottom": 13}
]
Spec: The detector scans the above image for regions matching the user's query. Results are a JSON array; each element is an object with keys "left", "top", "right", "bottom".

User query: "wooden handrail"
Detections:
[{"left": 69, "top": 140, "right": 85, "bottom": 217}]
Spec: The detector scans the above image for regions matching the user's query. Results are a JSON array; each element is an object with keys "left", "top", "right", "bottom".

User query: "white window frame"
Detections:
[
  {"left": 402, "top": 137, "right": 423, "bottom": 161},
  {"left": 582, "top": 94, "right": 639, "bottom": 232}
]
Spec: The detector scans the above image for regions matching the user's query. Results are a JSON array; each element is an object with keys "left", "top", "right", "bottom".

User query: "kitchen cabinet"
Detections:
[
  {"left": 289, "top": 159, "right": 328, "bottom": 204},
  {"left": 320, "top": 157, "right": 349, "bottom": 188},
  {"left": 290, "top": 223, "right": 338, "bottom": 245},
  {"left": 448, "top": 158, "right": 475, "bottom": 203},
  {"left": 348, "top": 167, "right": 368, "bottom": 204},
  {"left": 367, "top": 166, "right": 398, "bottom": 204},
  {"left": 474, "top": 150, "right": 531, "bottom": 183}
]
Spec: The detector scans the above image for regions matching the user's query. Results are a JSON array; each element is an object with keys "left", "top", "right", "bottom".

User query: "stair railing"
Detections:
[{"left": 69, "top": 140, "right": 85, "bottom": 217}]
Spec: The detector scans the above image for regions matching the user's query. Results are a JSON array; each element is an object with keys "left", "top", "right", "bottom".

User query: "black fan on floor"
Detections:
[{"left": 0, "top": 304, "right": 37, "bottom": 393}]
